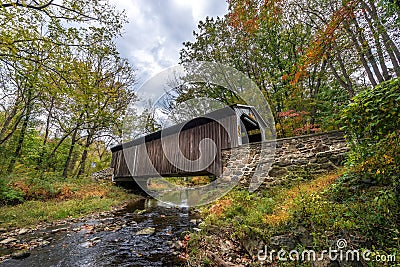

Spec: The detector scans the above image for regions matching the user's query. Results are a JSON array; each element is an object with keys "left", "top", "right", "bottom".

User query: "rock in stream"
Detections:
[{"left": 0, "top": 198, "right": 198, "bottom": 267}]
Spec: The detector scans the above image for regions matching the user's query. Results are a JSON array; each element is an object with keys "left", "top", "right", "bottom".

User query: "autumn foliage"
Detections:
[
  {"left": 294, "top": 1, "right": 358, "bottom": 84},
  {"left": 226, "top": 0, "right": 283, "bottom": 33},
  {"left": 276, "top": 110, "right": 321, "bottom": 137}
]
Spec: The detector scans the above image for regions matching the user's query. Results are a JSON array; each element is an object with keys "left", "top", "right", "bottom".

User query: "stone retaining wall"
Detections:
[
  {"left": 221, "top": 131, "right": 349, "bottom": 188},
  {"left": 92, "top": 167, "right": 114, "bottom": 182}
]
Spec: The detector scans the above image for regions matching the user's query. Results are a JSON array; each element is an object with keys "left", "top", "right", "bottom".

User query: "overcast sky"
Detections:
[{"left": 109, "top": 0, "right": 228, "bottom": 87}]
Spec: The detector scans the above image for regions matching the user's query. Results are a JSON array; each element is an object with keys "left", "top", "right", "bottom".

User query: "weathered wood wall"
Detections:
[{"left": 111, "top": 115, "right": 237, "bottom": 178}]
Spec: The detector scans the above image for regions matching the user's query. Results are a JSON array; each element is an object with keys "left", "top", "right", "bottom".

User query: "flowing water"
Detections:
[{"left": 0, "top": 198, "right": 197, "bottom": 267}]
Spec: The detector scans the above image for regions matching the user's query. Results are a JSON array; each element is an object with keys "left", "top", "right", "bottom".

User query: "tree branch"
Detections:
[{"left": 0, "top": 0, "right": 53, "bottom": 10}]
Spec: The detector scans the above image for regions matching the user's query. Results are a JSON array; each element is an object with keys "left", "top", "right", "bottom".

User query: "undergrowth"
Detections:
[
  {"left": 187, "top": 169, "right": 399, "bottom": 266},
  {"left": 0, "top": 172, "right": 137, "bottom": 228}
]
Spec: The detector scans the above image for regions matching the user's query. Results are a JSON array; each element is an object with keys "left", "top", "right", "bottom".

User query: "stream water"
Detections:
[{"left": 0, "top": 198, "right": 197, "bottom": 267}]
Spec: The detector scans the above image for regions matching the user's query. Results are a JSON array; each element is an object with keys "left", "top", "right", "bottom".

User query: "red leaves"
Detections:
[
  {"left": 277, "top": 110, "right": 320, "bottom": 136},
  {"left": 294, "top": 124, "right": 321, "bottom": 135},
  {"left": 278, "top": 110, "right": 309, "bottom": 118}
]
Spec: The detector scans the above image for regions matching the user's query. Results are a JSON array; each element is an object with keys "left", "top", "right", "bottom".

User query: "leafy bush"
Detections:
[
  {"left": 0, "top": 178, "right": 24, "bottom": 205},
  {"left": 340, "top": 78, "right": 400, "bottom": 185}
]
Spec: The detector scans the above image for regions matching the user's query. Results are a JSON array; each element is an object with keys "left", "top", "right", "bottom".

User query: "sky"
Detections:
[{"left": 109, "top": 0, "right": 228, "bottom": 87}]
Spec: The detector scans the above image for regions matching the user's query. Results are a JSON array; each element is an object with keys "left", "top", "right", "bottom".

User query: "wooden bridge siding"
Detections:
[
  {"left": 111, "top": 115, "right": 238, "bottom": 178},
  {"left": 111, "top": 150, "right": 128, "bottom": 178}
]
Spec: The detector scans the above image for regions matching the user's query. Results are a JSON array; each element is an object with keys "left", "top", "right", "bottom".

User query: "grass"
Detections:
[
  {"left": 0, "top": 173, "right": 138, "bottom": 229},
  {"left": 187, "top": 169, "right": 400, "bottom": 266},
  {"left": 199, "top": 171, "right": 344, "bottom": 233},
  {"left": 263, "top": 171, "right": 341, "bottom": 226}
]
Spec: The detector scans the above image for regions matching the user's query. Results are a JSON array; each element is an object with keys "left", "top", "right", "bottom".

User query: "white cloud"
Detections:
[
  {"left": 109, "top": 0, "right": 228, "bottom": 86},
  {"left": 171, "top": 0, "right": 209, "bottom": 22}
]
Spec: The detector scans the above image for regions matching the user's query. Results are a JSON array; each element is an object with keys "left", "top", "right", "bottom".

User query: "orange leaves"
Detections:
[
  {"left": 291, "top": 65, "right": 308, "bottom": 86},
  {"left": 226, "top": 0, "right": 282, "bottom": 33},
  {"left": 226, "top": 2, "right": 259, "bottom": 33},
  {"left": 72, "top": 184, "right": 108, "bottom": 199},
  {"left": 56, "top": 185, "right": 73, "bottom": 200},
  {"left": 293, "top": 1, "right": 358, "bottom": 84},
  {"left": 209, "top": 199, "right": 232, "bottom": 216}
]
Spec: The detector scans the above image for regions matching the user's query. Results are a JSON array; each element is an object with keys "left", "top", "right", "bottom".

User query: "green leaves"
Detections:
[
  {"left": 341, "top": 78, "right": 400, "bottom": 185},
  {"left": 341, "top": 77, "right": 400, "bottom": 142},
  {"left": 179, "top": 0, "right": 355, "bottom": 138},
  {"left": 0, "top": 0, "right": 136, "bottom": 176}
]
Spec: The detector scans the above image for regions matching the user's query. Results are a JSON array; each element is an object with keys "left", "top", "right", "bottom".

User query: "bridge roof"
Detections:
[{"left": 111, "top": 104, "right": 263, "bottom": 152}]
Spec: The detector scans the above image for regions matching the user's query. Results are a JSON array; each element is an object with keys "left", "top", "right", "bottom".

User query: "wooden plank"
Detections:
[{"left": 112, "top": 112, "right": 241, "bottom": 178}]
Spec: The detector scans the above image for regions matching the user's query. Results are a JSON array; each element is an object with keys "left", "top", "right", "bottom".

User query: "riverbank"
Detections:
[
  {"left": 186, "top": 169, "right": 399, "bottom": 266},
  {"left": 0, "top": 198, "right": 196, "bottom": 266},
  {"left": 0, "top": 173, "right": 139, "bottom": 229},
  {"left": 0, "top": 201, "right": 132, "bottom": 262}
]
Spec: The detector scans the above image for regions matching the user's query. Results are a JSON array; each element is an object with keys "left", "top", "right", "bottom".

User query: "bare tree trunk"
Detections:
[
  {"left": 310, "top": 59, "right": 327, "bottom": 125},
  {"left": 37, "top": 98, "right": 54, "bottom": 168},
  {"left": 336, "top": 54, "right": 355, "bottom": 96},
  {"left": 329, "top": 53, "right": 355, "bottom": 97},
  {"left": 352, "top": 17, "right": 384, "bottom": 83},
  {"left": 77, "top": 130, "right": 93, "bottom": 176},
  {"left": 0, "top": 97, "right": 23, "bottom": 143},
  {"left": 46, "top": 112, "right": 84, "bottom": 168},
  {"left": 0, "top": 111, "right": 24, "bottom": 145},
  {"left": 46, "top": 131, "right": 72, "bottom": 166},
  {"left": 0, "top": 92, "right": 26, "bottom": 145},
  {"left": 364, "top": 0, "right": 400, "bottom": 76},
  {"left": 7, "top": 88, "right": 33, "bottom": 173},
  {"left": 62, "top": 127, "right": 78, "bottom": 178},
  {"left": 344, "top": 22, "right": 377, "bottom": 86},
  {"left": 363, "top": 11, "right": 390, "bottom": 80}
]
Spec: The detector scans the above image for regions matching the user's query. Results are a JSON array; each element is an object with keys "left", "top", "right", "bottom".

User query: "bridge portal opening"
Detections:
[{"left": 240, "top": 113, "right": 262, "bottom": 144}]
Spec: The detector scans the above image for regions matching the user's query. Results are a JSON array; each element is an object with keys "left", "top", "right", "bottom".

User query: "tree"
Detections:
[
  {"left": 293, "top": 0, "right": 400, "bottom": 88},
  {"left": 0, "top": 0, "right": 136, "bottom": 176},
  {"left": 180, "top": 1, "right": 344, "bottom": 137},
  {"left": 180, "top": 0, "right": 399, "bottom": 137}
]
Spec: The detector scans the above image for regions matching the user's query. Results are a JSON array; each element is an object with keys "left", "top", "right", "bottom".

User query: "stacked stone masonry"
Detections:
[
  {"left": 221, "top": 131, "right": 349, "bottom": 188},
  {"left": 92, "top": 167, "right": 114, "bottom": 182}
]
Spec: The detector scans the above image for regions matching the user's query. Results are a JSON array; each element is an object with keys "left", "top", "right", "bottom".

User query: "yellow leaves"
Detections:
[
  {"left": 383, "top": 154, "right": 394, "bottom": 164},
  {"left": 353, "top": 151, "right": 395, "bottom": 176},
  {"left": 264, "top": 172, "right": 340, "bottom": 226}
]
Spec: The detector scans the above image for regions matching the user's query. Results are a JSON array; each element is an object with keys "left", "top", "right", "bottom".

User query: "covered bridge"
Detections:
[{"left": 110, "top": 104, "right": 268, "bottom": 182}]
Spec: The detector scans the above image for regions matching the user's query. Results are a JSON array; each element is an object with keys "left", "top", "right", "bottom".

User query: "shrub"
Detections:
[
  {"left": 340, "top": 78, "right": 400, "bottom": 186},
  {"left": 0, "top": 178, "right": 24, "bottom": 205}
]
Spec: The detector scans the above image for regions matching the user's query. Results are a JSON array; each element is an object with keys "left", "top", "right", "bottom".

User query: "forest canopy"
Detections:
[
  {"left": 180, "top": 0, "right": 400, "bottom": 137},
  {"left": 0, "top": 0, "right": 136, "bottom": 177}
]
